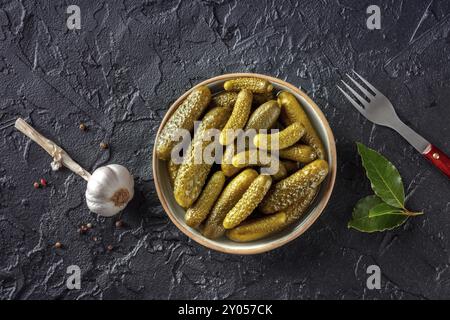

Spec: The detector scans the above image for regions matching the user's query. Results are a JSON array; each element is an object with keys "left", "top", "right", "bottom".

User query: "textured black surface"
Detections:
[{"left": 0, "top": 0, "right": 449, "bottom": 300}]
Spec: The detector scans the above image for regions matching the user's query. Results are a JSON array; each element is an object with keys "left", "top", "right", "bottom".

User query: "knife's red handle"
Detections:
[{"left": 423, "top": 144, "right": 450, "bottom": 178}]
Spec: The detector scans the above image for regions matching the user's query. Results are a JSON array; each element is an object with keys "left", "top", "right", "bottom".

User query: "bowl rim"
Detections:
[{"left": 152, "top": 72, "right": 337, "bottom": 255}]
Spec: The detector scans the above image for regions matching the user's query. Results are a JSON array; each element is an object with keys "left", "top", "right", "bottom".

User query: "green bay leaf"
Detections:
[
  {"left": 368, "top": 202, "right": 404, "bottom": 218},
  {"left": 356, "top": 143, "right": 405, "bottom": 209},
  {"left": 348, "top": 195, "right": 408, "bottom": 232}
]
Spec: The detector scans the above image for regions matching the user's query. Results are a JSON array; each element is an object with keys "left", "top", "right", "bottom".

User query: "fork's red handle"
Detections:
[{"left": 423, "top": 144, "right": 450, "bottom": 178}]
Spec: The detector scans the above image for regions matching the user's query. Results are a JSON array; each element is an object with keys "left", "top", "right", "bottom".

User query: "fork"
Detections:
[{"left": 338, "top": 70, "right": 450, "bottom": 179}]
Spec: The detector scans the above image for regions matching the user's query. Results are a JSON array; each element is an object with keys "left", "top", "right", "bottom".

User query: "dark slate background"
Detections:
[{"left": 0, "top": 0, "right": 449, "bottom": 300}]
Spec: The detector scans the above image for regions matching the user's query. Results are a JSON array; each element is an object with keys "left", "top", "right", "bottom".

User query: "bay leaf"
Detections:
[
  {"left": 368, "top": 202, "right": 404, "bottom": 218},
  {"left": 356, "top": 143, "right": 405, "bottom": 209},
  {"left": 348, "top": 195, "right": 408, "bottom": 232}
]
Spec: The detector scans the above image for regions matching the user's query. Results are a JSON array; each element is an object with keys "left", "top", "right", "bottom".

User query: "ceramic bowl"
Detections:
[{"left": 153, "top": 73, "right": 336, "bottom": 254}]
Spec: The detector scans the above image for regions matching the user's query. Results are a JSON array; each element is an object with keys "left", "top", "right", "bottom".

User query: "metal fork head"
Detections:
[{"left": 337, "top": 70, "right": 398, "bottom": 126}]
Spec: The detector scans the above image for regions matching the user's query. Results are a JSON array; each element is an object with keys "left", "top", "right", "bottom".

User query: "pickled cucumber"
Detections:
[
  {"left": 219, "top": 89, "right": 253, "bottom": 145},
  {"left": 245, "top": 100, "right": 280, "bottom": 131},
  {"left": 278, "top": 91, "right": 326, "bottom": 159},
  {"left": 226, "top": 188, "right": 317, "bottom": 242},
  {"left": 223, "top": 175, "right": 272, "bottom": 229},
  {"left": 253, "top": 122, "right": 305, "bottom": 150},
  {"left": 185, "top": 171, "right": 226, "bottom": 228},
  {"left": 225, "top": 212, "right": 287, "bottom": 242},
  {"left": 231, "top": 149, "right": 277, "bottom": 168},
  {"left": 203, "top": 169, "right": 259, "bottom": 239},
  {"left": 259, "top": 159, "right": 329, "bottom": 214},
  {"left": 279, "top": 145, "right": 317, "bottom": 163},
  {"left": 221, "top": 143, "right": 241, "bottom": 177},
  {"left": 174, "top": 107, "right": 230, "bottom": 208},
  {"left": 167, "top": 159, "right": 180, "bottom": 186},
  {"left": 156, "top": 86, "right": 211, "bottom": 160},
  {"left": 283, "top": 187, "right": 317, "bottom": 225},
  {"left": 224, "top": 77, "right": 273, "bottom": 94},
  {"left": 210, "top": 91, "right": 237, "bottom": 109},
  {"left": 231, "top": 149, "right": 285, "bottom": 180}
]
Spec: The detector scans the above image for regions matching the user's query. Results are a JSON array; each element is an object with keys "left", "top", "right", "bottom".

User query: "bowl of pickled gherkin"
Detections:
[{"left": 153, "top": 73, "right": 336, "bottom": 254}]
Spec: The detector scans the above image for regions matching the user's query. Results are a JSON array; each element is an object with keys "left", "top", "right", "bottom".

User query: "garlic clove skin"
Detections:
[{"left": 85, "top": 164, "right": 134, "bottom": 217}]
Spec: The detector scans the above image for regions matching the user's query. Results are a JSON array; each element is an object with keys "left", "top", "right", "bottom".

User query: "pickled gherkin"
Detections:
[
  {"left": 224, "top": 77, "right": 273, "bottom": 94},
  {"left": 226, "top": 188, "right": 317, "bottom": 242},
  {"left": 245, "top": 100, "right": 280, "bottom": 131},
  {"left": 278, "top": 91, "right": 326, "bottom": 160},
  {"left": 279, "top": 145, "right": 317, "bottom": 163},
  {"left": 226, "top": 212, "right": 287, "bottom": 242},
  {"left": 203, "top": 169, "right": 259, "bottom": 239},
  {"left": 231, "top": 149, "right": 284, "bottom": 179},
  {"left": 210, "top": 91, "right": 237, "bottom": 109},
  {"left": 185, "top": 171, "right": 226, "bottom": 228},
  {"left": 221, "top": 143, "right": 241, "bottom": 177},
  {"left": 161, "top": 82, "right": 330, "bottom": 244},
  {"left": 167, "top": 159, "right": 180, "bottom": 186},
  {"left": 223, "top": 175, "right": 272, "bottom": 229},
  {"left": 219, "top": 89, "right": 253, "bottom": 145},
  {"left": 231, "top": 149, "right": 278, "bottom": 168},
  {"left": 253, "top": 122, "right": 305, "bottom": 150},
  {"left": 156, "top": 86, "right": 211, "bottom": 160},
  {"left": 259, "top": 159, "right": 329, "bottom": 214},
  {"left": 174, "top": 107, "right": 230, "bottom": 208},
  {"left": 283, "top": 187, "right": 317, "bottom": 225}
]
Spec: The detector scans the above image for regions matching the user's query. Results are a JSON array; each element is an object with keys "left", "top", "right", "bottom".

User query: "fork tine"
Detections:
[
  {"left": 337, "top": 85, "right": 366, "bottom": 116},
  {"left": 351, "top": 70, "right": 381, "bottom": 95},
  {"left": 346, "top": 74, "right": 374, "bottom": 100},
  {"left": 340, "top": 80, "right": 369, "bottom": 107}
]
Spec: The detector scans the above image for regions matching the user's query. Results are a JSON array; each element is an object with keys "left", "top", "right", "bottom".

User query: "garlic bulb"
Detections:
[
  {"left": 85, "top": 164, "right": 134, "bottom": 217},
  {"left": 14, "top": 118, "right": 135, "bottom": 218}
]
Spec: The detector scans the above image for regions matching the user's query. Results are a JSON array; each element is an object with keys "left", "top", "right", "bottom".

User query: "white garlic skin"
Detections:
[{"left": 85, "top": 164, "right": 134, "bottom": 217}]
